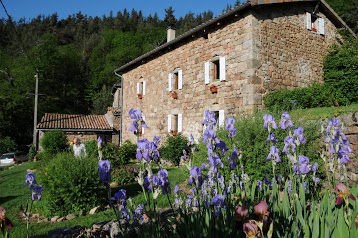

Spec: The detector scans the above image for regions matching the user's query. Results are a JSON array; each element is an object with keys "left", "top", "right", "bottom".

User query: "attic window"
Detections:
[{"left": 306, "top": 12, "right": 325, "bottom": 35}]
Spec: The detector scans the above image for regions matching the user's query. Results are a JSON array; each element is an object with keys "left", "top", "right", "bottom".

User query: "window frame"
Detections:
[{"left": 205, "top": 56, "right": 226, "bottom": 84}]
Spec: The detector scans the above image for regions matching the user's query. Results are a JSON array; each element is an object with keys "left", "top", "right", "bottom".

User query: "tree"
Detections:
[{"left": 164, "top": 7, "right": 177, "bottom": 27}]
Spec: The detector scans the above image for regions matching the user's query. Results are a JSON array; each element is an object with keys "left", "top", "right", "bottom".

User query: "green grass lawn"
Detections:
[{"left": 1, "top": 103, "right": 357, "bottom": 237}]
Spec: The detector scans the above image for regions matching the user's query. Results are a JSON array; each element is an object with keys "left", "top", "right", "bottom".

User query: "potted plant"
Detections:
[
  {"left": 209, "top": 83, "right": 218, "bottom": 93},
  {"left": 137, "top": 93, "right": 143, "bottom": 99},
  {"left": 170, "top": 90, "right": 178, "bottom": 99},
  {"left": 170, "top": 130, "right": 178, "bottom": 136}
]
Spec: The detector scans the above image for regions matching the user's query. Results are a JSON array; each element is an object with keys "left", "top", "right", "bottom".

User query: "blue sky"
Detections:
[{"left": 0, "top": 0, "right": 239, "bottom": 22}]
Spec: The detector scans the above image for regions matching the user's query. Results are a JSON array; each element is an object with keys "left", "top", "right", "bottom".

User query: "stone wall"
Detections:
[
  {"left": 340, "top": 112, "right": 358, "bottom": 183},
  {"left": 120, "top": 2, "right": 340, "bottom": 143},
  {"left": 255, "top": 3, "right": 340, "bottom": 95}
]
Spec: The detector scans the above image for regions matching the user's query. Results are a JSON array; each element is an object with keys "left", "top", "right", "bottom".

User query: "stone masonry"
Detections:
[{"left": 117, "top": 1, "right": 345, "bottom": 142}]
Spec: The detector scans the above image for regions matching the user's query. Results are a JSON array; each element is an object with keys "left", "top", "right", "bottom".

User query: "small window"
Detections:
[
  {"left": 168, "top": 114, "right": 183, "bottom": 134},
  {"left": 168, "top": 70, "right": 183, "bottom": 91},
  {"left": 306, "top": 12, "right": 324, "bottom": 35},
  {"left": 205, "top": 57, "right": 226, "bottom": 84},
  {"left": 137, "top": 81, "right": 146, "bottom": 98}
]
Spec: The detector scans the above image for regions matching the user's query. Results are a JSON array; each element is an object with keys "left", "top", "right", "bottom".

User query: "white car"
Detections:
[{"left": 0, "top": 152, "right": 28, "bottom": 166}]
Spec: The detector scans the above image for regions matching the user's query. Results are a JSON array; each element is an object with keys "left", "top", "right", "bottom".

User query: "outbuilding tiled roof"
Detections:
[{"left": 37, "top": 113, "right": 112, "bottom": 131}]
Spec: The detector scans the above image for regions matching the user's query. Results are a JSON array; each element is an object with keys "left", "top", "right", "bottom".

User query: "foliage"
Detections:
[
  {"left": 102, "top": 142, "right": 120, "bottom": 161},
  {"left": 38, "top": 153, "right": 106, "bottom": 216},
  {"left": 324, "top": 38, "right": 358, "bottom": 105},
  {"left": 84, "top": 139, "right": 98, "bottom": 159},
  {"left": 40, "top": 130, "right": 68, "bottom": 155},
  {"left": 112, "top": 165, "right": 138, "bottom": 186},
  {"left": 27, "top": 144, "right": 37, "bottom": 160},
  {"left": 114, "top": 140, "right": 137, "bottom": 166},
  {"left": 0, "top": 136, "right": 16, "bottom": 154},
  {"left": 263, "top": 83, "right": 350, "bottom": 111},
  {"left": 160, "top": 134, "right": 189, "bottom": 166}
]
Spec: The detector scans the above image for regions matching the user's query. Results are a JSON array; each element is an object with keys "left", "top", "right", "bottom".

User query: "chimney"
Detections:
[{"left": 167, "top": 25, "right": 176, "bottom": 42}]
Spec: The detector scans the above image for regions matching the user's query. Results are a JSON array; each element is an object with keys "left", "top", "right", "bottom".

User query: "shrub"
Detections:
[
  {"left": 112, "top": 165, "right": 138, "bottom": 185},
  {"left": 324, "top": 39, "right": 358, "bottom": 104},
  {"left": 263, "top": 84, "right": 349, "bottom": 111},
  {"left": 102, "top": 142, "right": 120, "bottom": 161},
  {"left": 40, "top": 130, "right": 68, "bottom": 155},
  {"left": 0, "top": 136, "right": 16, "bottom": 154},
  {"left": 27, "top": 144, "right": 37, "bottom": 160},
  {"left": 38, "top": 153, "right": 106, "bottom": 216},
  {"left": 114, "top": 140, "right": 137, "bottom": 166},
  {"left": 160, "top": 134, "right": 189, "bottom": 166},
  {"left": 84, "top": 139, "right": 98, "bottom": 159}
]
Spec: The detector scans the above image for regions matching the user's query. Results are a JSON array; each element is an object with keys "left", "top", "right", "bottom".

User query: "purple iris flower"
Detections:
[
  {"left": 158, "top": 169, "right": 170, "bottom": 194},
  {"left": 210, "top": 194, "right": 225, "bottom": 217},
  {"left": 279, "top": 112, "right": 294, "bottom": 129},
  {"left": 266, "top": 132, "right": 278, "bottom": 144},
  {"left": 97, "top": 136, "right": 103, "bottom": 148},
  {"left": 263, "top": 114, "right": 277, "bottom": 130},
  {"left": 294, "top": 127, "right": 306, "bottom": 144},
  {"left": 216, "top": 140, "right": 227, "bottom": 155},
  {"left": 228, "top": 147, "right": 239, "bottom": 170},
  {"left": 114, "top": 189, "right": 127, "bottom": 201},
  {"left": 31, "top": 185, "right": 43, "bottom": 201},
  {"left": 188, "top": 166, "right": 203, "bottom": 186},
  {"left": 282, "top": 136, "right": 296, "bottom": 154},
  {"left": 225, "top": 118, "right": 237, "bottom": 138},
  {"left": 313, "top": 177, "right": 320, "bottom": 184},
  {"left": 153, "top": 136, "right": 160, "bottom": 145},
  {"left": 128, "top": 108, "right": 148, "bottom": 132},
  {"left": 266, "top": 146, "right": 281, "bottom": 163},
  {"left": 98, "top": 160, "right": 111, "bottom": 183},
  {"left": 311, "top": 162, "right": 318, "bottom": 173},
  {"left": 338, "top": 145, "right": 351, "bottom": 164},
  {"left": 133, "top": 204, "right": 145, "bottom": 224},
  {"left": 287, "top": 180, "right": 292, "bottom": 194},
  {"left": 298, "top": 156, "right": 310, "bottom": 174},
  {"left": 25, "top": 172, "right": 37, "bottom": 189},
  {"left": 202, "top": 110, "right": 217, "bottom": 127},
  {"left": 174, "top": 185, "right": 181, "bottom": 194},
  {"left": 257, "top": 180, "right": 263, "bottom": 191},
  {"left": 326, "top": 118, "right": 340, "bottom": 134}
]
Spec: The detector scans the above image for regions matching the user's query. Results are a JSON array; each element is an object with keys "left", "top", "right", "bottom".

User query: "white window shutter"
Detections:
[
  {"left": 318, "top": 18, "right": 325, "bottom": 35},
  {"left": 178, "top": 114, "right": 183, "bottom": 132},
  {"left": 219, "top": 57, "right": 226, "bottom": 81},
  {"left": 178, "top": 70, "right": 183, "bottom": 90},
  {"left": 306, "top": 12, "right": 312, "bottom": 30},
  {"left": 142, "top": 115, "right": 145, "bottom": 134},
  {"left": 204, "top": 62, "right": 210, "bottom": 84},
  {"left": 142, "top": 81, "right": 146, "bottom": 95},
  {"left": 167, "top": 115, "right": 172, "bottom": 132},
  {"left": 136, "top": 82, "right": 140, "bottom": 94},
  {"left": 219, "top": 110, "right": 225, "bottom": 127},
  {"left": 168, "top": 73, "right": 172, "bottom": 91}
]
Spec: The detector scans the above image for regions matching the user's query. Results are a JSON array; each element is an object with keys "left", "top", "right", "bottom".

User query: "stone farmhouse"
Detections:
[{"left": 112, "top": 0, "right": 354, "bottom": 144}]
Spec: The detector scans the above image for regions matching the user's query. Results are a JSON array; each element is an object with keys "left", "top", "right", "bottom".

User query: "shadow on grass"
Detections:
[
  {"left": 111, "top": 182, "right": 142, "bottom": 198},
  {"left": 0, "top": 195, "right": 18, "bottom": 203}
]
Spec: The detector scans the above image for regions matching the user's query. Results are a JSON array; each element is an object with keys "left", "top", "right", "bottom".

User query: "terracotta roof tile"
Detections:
[{"left": 37, "top": 113, "right": 112, "bottom": 131}]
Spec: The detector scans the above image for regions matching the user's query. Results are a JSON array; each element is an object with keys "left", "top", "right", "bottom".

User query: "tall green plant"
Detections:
[{"left": 40, "top": 130, "right": 68, "bottom": 155}]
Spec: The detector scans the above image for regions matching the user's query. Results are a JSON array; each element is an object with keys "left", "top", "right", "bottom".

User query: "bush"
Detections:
[
  {"left": 263, "top": 84, "right": 348, "bottom": 111},
  {"left": 84, "top": 139, "right": 98, "bottom": 159},
  {"left": 38, "top": 153, "right": 106, "bottom": 216},
  {"left": 28, "top": 144, "right": 37, "bottom": 160},
  {"left": 112, "top": 165, "right": 138, "bottom": 185},
  {"left": 40, "top": 130, "right": 68, "bottom": 155},
  {"left": 0, "top": 136, "right": 16, "bottom": 154},
  {"left": 324, "top": 39, "right": 358, "bottom": 104},
  {"left": 102, "top": 142, "right": 120, "bottom": 161},
  {"left": 160, "top": 134, "right": 189, "bottom": 166},
  {"left": 114, "top": 140, "right": 137, "bottom": 166}
]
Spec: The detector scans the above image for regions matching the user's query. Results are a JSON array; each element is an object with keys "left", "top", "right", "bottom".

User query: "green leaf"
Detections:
[{"left": 312, "top": 208, "right": 320, "bottom": 238}]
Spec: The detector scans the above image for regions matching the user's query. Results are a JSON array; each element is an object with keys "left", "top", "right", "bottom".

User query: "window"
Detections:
[
  {"left": 168, "top": 114, "right": 182, "bottom": 133},
  {"left": 306, "top": 12, "right": 324, "bottom": 35},
  {"left": 205, "top": 57, "right": 226, "bottom": 84},
  {"left": 137, "top": 81, "right": 146, "bottom": 97},
  {"left": 168, "top": 69, "right": 183, "bottom": 91}
]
